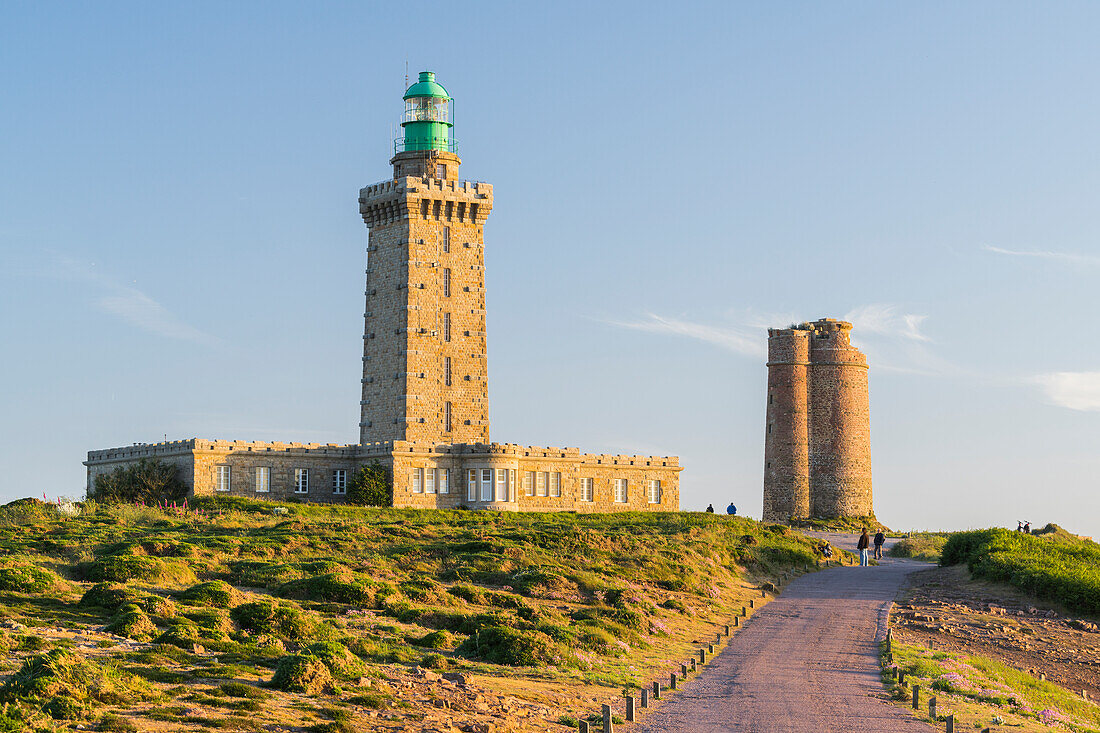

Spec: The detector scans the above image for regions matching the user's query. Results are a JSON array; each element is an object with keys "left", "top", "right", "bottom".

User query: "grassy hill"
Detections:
[
  {"left": 0, "top": 497, "right": 828, "bottom": 732},
  {"left": 940, "top": 525, "right": 1100, "bottom": 616}
]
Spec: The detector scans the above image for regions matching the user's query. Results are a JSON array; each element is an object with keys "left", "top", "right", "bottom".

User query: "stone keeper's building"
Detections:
[{"left": 85, "top": 72, "right": 682, "bottom": 512}]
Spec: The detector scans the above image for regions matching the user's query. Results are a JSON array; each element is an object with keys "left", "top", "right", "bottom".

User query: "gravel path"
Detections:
[{"left": 629, "top": 542, "right": 934, "bottom": 732}]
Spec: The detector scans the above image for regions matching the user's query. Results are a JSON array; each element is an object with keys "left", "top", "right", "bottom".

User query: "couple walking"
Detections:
[{"left": 856, "top": 528, "right": 886, "bottom": 566}]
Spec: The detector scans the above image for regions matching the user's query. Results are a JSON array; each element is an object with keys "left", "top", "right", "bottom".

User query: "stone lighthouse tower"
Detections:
[
  {"left": 357, "top": 72, "right": 493, "bottom": 445},
  {"left": 763, "top": 319, "right": 873, "bottom": 522}
]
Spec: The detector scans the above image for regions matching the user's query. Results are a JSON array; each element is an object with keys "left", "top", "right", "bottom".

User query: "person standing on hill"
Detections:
[
  {"left": 873, "top": 530, "right": 886, "bottom": 559},
  {"left": 726, "top": 503, "right": 737, "bottom": 516},
  {"left": 857, "top": 528, "right": 870, "bottom": 567},
  {"left": 705, "top": 504, "right": 715, "bottom": 513}
]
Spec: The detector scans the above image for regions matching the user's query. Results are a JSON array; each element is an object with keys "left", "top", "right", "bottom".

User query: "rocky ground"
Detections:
[{"left": 891, "top": 564, "right": 1100, "bottom": 703}]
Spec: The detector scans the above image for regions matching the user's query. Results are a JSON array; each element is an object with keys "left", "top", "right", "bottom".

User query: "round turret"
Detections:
[{"left": 399, "top": 71, "right": 455, "bottom": 153}]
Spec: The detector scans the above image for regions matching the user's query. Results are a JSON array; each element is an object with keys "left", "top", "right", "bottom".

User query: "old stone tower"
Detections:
[
  {"left": 86, "top": 71, "right": 682, "bottom": 512},
  {"left": 358, "top": 72, "right": 492, "bottom": 445},
  {"left": 762, "top": 319, "right": 872, "bottom": 522}
]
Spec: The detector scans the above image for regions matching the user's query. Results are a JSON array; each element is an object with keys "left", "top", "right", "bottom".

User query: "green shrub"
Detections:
[
  {"left": 0, "top": 563, "right": 58, "bottom": 593},
  {"left": 269, "top": 653, "right": 334, "bottom": 694},
  {"left": 79, "top": 582, "right": 138, "bottom": 611},
  {"left": 142, "top": 594, "right": 176, "bottom": 619},
  {"left": 91, "top": 458, "right": 188, "bottom": 505},
  {"left": 408, "top": 630, "right": 451, "bottom": 649},
  {"left": 659, "top": 598, "right": 687, "bottom": 613},
  {"left": 85, "top": 555, "right": 163, "bottom": 583},
  {"left": 230, "top": 561, "right": 299, "bottom": 588},
  {"left": 457, "top": 625, "right": 562, "bottom": 667},
  {"left": 155, "top": 621, "right": 202, "bottom": 649},
  {"left": 511, "top": 568, "right": 570, "bottom": 597},
  {"left": 941, "top": 528, "right": 1100, "bottom": 614},
  {"left": 231, "top": 600, "right": 316, "bottom": 639},
  {"left": 279, "top": 572, "right": 374, "bottom": 605},
  {"left": 447, "top": 585, "right": 485, "bottom": 604},
  {"left": 99, "top": 712, "right": 140, "bottom": 732},
  {"left": 179, "top": 580, "right": 240, "bottom": 608},
  {"left": 0, "top": 649, "right": 150, "bottom": 706},
  {"left": 888, "top": 534, "right": 948, "bottom": 562},
  {"left": 420, "top": 652, "right": 447, "bottom": 669},
  {"left": 179, "top": 608, "right": 232, "bottom": 640},
  {"left": 304, "top": 641, "right": 363, "bottom": 680},
  {"left": 346, "top": 462, "right": 391, "bottom": 506},
  {"left": 105, "top": 608, "right": 157, "bottom": 641}
]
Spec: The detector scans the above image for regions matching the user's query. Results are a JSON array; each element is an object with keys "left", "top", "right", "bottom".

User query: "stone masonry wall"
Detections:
[
  {"left": 762, "top": 319, "right": 872, "bottom": 521},
  {"left": 358, "top": 151, "right": 493, "bottom": 446}
]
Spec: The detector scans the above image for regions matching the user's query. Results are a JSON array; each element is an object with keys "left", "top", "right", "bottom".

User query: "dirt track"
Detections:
[{"left": 629, "top": 550, "right": 935, "bottom": 732}]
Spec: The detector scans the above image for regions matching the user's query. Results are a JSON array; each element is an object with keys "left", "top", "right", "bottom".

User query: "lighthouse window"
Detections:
[
  {"left": 442, "top": 226, "right": 450, "bottom": 252},
  {"left": 443, "top": 269, "right": 451, "bottom": 297},
  {"left": 436, "top": 164, "right": 446, "bottom": 179}
]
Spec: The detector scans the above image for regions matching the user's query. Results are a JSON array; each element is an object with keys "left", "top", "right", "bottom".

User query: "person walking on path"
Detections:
[
  {"left": 873, "top": 530, "right": 886, "bottom": 560},
  {"left": 857, "top": 528, "right": 870, "bottom": 566},
  {"left": 726, "top": 502, "right": 737, "bottom": 516}
]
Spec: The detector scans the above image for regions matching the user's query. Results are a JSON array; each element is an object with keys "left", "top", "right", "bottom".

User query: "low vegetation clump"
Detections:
[
  {"left": 457, "top": 625, "right": 563, "bottom": 667},
  {"left": 0, "top": 561, "right": 60, "bottom": 594},
  {"left": 91, "top": 457, "right": 188, "bottom": 505},
  {"left": 269, "top": 653, "right": 335, "bottom": 694},
  {"left": 231, "top": 600, "right": 317, "bottom": 639},
  {"left": 178, "top": 580, "right": 240, "bottom": 608},
  {"left": 104, "top": 605, "right": 157, "bottom": 641},
  {"left": 887, "top": 533, "right": 949, "bottom": 562},
  {"left": 0, "top": 649, "right": 152, "bottom": 718},
  {"left": 941, "top": 527, "right": 1100, "bottom": 614},
  {"left": 885, "top": 641, "right": 1100, "bottom": 731}
]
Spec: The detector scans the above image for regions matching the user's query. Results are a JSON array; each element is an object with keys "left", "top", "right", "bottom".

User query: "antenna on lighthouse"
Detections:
[{"left": 404, "top": 60, "right": 408, "bottom": 90}]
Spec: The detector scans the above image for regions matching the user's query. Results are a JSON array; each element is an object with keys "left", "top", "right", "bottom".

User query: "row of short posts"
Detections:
[
  {"left": 580, "top": 576, "right": 794, "bottom": 731},
  {"left": 588, "top": 587, "right": 776, "bottom": 732},
  {"left": 887, "top": 663, "right": 957, "bottom": 733}
]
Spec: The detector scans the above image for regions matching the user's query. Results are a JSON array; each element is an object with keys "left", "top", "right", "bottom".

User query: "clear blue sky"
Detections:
[{"left": 2, "top": 2, "right": 1098, "bottom": 536}]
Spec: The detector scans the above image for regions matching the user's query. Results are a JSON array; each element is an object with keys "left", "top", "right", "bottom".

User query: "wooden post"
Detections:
[
  {"left": 699, "top": 648, "right": 707, "bottom": 663},
  {"left": 898, "top": 670, "right": 906, "bottom": 686},
  {"left": 945, "top": 714, "right": 954, "bottom": 733},
  {"left": 579, "top": 721, "right": 589, "bottom": 733},
  {"left": 690, "top": 657, "right": 697, "bottom": 672},
  {"left": 742, "top": 606, "right": 747, "bottom": 617},
  {"left": 928, "top": 695, "right": 936, "bottom": 719},
  {"left": 603, "top": 704, "right": 613, "bottom": 733},
  {"left": 681, "top": 663, "right": 688, "bottom": 678},
  {"left": 641, "top": 688, "right": 649, "bottom": 708},
  {"left": 709, "top": 643, "right": 715, "bottom": 654},
  {"left": 733, "top": 617, "right": 739, "bottom": 628},
  {"left": 653, "top": 681, "right": 661, "bottom": 700},
  {"left": 625, "top": 696, "right": 635, "bottom": 722},
  {"left": 912, "top": 684, "right": 920, "bottom": 710},
  {"left": 724, "top": 624, "right": 730, "bottom": 635},
  {"left": 670, "top": 672, "right": 677, "bottom": 690},
  {"left": 749, "top": 599, "right": 755, "bottom": 609}
]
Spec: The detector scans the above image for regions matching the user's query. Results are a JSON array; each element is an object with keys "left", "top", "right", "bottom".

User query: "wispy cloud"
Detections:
[
  {"left": 982, "top": 245, "right": 1100, "bottom": 266},
  {"left": 51, "top": 254, "right": 215, "bottom": 344},
  {"left": 1031, "top": 372, "right": 1100, "bottom": 412},
  {"left": 606, "top": 312, "right": 766, "bottom": 358},
  {"left": 843, "top": 303, "right": 930, "bottom": 343}
]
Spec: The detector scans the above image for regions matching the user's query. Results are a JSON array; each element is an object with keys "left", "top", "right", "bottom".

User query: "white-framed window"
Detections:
[
  {"left": 444, "top": 357, "right": 452, "bottom": 386},
  {"left": 216, "top": 465, "right": 231, "bottom": 492},
  {"left": 523, "top": 471, "right": 534, "bottom": 497},
  {"left": 294, "top": 468, "right": 309, "bottom": 494},
  {"left": 444, "top": 401, "right": 452, "bottom": 433},
  {"left": 442, "top": 226, "right": 450, "bottom": 253},
  {"left": 467, "top": 469, "right": 477, "bottom": 502},
  {"left": 443, "top": 312, "right": 451, "bottom": 342},
  {"left": 550, "top": 472, "right": 561, "bottom": 497},
  {"left": 580, "top": 477, "right": 594, "bottom": 502},
  {"left": 536, "top": 471, "right": 547, "bottom": 497},
  {"left": 411, "top": 468, "right": 423, "bottom": 493},
  {"left": 443, "top": 268, "right": 451, "bottom": 297},
  {"left": 332, "top": 469, "right": 347, "bottom": 494},
  {"left": 480, "top": 468, "right": 493, "bottom": 502},
  {"left": 255, "top": 466, "right": 270, "bottom": 493},
  {"left": 436, "top": 163, "right": 445, "bottom": 179},
  {"left": 508, "top": 469, "right": 516, "bottom": 501},
  {"left": 496, "top": 469, "right": 507, "bottom": 501},
  {"left": 426, "top": 468, "right": 438, "bottom": 494},
  {"left": 614, "top": 478, "right": 628, "bottom": 503},
  {"left": 648, "top": 479, "right": 662, "bottom": 504},
  {"left": 439, "top": 469, "right": 449, "bottom": 494}
]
